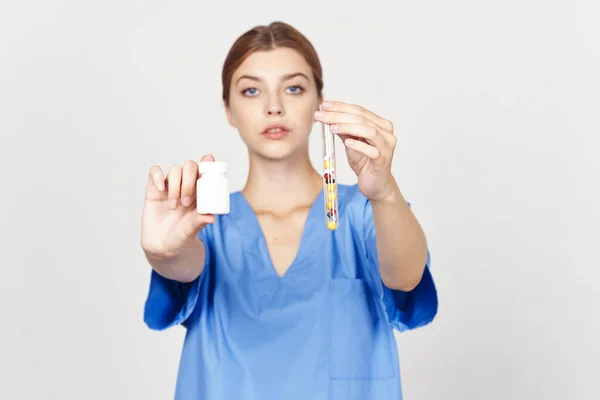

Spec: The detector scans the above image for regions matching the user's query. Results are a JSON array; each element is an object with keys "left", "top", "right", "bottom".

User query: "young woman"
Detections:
[{"left": 141, "top": 21, "right": 437, "bottom": 400}]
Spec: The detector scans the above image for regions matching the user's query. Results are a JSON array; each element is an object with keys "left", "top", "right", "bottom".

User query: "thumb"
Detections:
[
  {"left": 181, "top": 212, "right": 216, "bottom": 240},
  {"left": 200, "top": 153, "right": 215, "bottom": 162}
]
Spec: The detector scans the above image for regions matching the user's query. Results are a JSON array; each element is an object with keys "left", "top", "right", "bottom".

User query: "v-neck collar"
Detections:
[{"left": 231, "top": 190, "right": 324, "bottom": 282}]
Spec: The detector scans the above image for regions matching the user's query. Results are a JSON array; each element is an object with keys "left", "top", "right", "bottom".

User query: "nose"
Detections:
[
  {"left": 267, "top": 107, "right": 283, "bottom": 116},
  {"left": 265, "top": 96, "right": 284, "bottom": 117}
]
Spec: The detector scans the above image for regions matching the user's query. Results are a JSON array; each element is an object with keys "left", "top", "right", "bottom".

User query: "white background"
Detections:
[{"left": 1, "top": 0, "right": 599, "bottom": 399}]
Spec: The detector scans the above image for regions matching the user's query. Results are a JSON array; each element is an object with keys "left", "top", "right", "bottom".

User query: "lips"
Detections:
[{"left": 262, "top": 124, "right": 289, "bottom": 139}]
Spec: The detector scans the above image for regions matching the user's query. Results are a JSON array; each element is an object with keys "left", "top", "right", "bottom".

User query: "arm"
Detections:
[
  {"left": 144, "top": 237, "right": 207, "bottom": 284},
  {"left": 370, "top": 177, "right": 428, "bottom": 291},
  {"left": 143, "top": 234, "right": 211, "bottom": 330}
]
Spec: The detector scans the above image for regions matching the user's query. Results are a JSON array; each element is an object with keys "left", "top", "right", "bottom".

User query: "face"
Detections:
[{"left": 225, "top": 47, "right": 321, "bottom": 161}]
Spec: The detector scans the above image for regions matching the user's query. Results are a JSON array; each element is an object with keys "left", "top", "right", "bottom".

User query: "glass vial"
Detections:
[{"left": 322, "top": 121, "right": 339, "bottom": 230}]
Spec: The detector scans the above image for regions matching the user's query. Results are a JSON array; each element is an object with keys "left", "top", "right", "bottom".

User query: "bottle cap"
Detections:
[{"left": 198, "top": 161, "right": 227, "bottom": 174}]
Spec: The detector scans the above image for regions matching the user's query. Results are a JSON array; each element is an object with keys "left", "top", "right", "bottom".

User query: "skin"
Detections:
[{"left": 140, "top": 47, "right": 428, "bottom": 290}]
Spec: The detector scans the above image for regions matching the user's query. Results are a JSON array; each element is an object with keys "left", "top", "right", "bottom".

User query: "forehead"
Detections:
[{"left": 233, "top": 47, "right": 313, "bottom": 80}]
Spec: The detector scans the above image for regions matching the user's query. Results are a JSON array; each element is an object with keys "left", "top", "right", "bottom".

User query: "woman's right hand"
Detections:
[{"left": 140, "top": 154, "right": 217, "bottom": 261}]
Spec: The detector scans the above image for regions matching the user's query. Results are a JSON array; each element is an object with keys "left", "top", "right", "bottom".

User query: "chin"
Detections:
[{"left": 251, "top": 140, "right": 305, "bottom": 161}]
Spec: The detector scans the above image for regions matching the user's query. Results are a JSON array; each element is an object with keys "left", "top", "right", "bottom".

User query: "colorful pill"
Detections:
[{"left": 327, "top": 220, "right": 337, "bottom": 230}]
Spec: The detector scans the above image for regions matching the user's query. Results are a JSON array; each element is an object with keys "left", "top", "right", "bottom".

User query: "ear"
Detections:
[{"left": 225, "top": 103, "right": 237, "bottom": 128}]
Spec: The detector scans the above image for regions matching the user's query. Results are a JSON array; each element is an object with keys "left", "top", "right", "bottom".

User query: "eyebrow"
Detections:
[{"left": 235, "top": 72, "right": 309, "bottom": 84}]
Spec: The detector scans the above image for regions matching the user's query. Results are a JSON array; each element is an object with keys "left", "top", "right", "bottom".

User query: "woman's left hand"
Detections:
[{"left": 315, "top": 101, "right": 398, "bottom": 202}]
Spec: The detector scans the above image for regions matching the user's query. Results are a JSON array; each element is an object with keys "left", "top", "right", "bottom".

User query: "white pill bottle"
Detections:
[{"left": 196, "top": 161, "right": 230, "bottom": 215}]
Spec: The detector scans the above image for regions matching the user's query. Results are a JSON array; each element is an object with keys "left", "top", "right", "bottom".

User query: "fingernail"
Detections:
[
  {"left": 314, "top": 111, "right": 325, "bottom": 119},
  {"left": 156, "top": 181, "right": 164, "bottom": 191},
  {"left": 182, "top": 196, "right": 191, "bottom": 206},
  {"left": 330, "top": 124, "right": 340, "bottom": 132},
  {"left": 345, "top": 138, "right": 355, "bottom": 146},
  {"left": 322, "top": 102, "right": 333, "bottom": 109},
  {"left": 169, "top": 199, "right": 177, "bottom": 209}
]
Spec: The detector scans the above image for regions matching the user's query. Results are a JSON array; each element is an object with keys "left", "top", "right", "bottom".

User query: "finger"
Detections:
[
  {"left": 321, "top": 101, "right": 394, "bottom": 134},
  {"left": 166, "top": 165, "right": 183, "bottom": 209},
  {"left": 315, "top": 110, "right": 377, "bottom": 129},
  {"left": 330, "top": 123, "right": 389, "bottom": 155},
  {"left": 344, "top": 138, "right": 385, "bottom": 165},
  {"left": 197, "top": 154, "right": 215, "bottom": 180},
  {"left": 321, "top": 101, "right": 393, "bottom": 133},
  {"left": 181, "top": 213, "right": 216, "bottom": 240},
  {"left": 200, "top": 153, "right": 215, "bottom": 163},
  {"left": 148, "top": 165, "right": 165, "bottom": 192},
  {"left": 181, "top": 161, "right": 199, "bottom": 207}
]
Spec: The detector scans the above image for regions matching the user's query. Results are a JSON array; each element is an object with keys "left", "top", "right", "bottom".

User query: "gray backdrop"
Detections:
[{"left": 1, "top": 0, "right": 599, "bottom": 399}]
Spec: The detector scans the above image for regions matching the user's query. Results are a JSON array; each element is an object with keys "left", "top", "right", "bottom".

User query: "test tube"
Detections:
[{"left": 321, "top": 110, "right": 339, "bottom": 230}]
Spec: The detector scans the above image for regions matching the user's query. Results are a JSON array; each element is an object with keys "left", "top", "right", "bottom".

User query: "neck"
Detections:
[{"left": 242, "top": 149, "right": 322, "bottom": 213}]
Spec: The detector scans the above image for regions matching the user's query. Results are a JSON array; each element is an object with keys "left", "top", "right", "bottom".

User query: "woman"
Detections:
[{"left": 141, "top": 21, "right": 437, "bottom": 400}]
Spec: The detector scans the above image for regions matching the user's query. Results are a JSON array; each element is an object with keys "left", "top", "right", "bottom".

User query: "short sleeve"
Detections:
[
  {"left": 143, "top": 229, "right": 211, "bottom": 331},
  {"left": 363, "top": 197, "right": 438, "bottom": 332}
]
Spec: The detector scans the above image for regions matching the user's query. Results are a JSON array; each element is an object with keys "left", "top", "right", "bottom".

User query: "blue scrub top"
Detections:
[{"left": 144, "top": 183, "right": 437, "bottom": 400}]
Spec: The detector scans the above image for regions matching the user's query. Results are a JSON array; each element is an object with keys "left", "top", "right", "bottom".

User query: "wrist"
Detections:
[
  {"left": 144, "top": 237, "right": 200, "bottom": 264},
  {"left": 370, "top": 177, "right": 402, "bottom": 206}
]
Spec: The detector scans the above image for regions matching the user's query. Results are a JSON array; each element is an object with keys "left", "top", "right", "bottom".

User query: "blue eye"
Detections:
[
  {"left": 243, "top": 88, "right": 259, "bottom": 96},
  {"left": 287, "top": 85, "right": 303, "bottom": 94}
]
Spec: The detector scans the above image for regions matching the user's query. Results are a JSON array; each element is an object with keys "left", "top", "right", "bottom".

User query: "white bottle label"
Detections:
[{"left": 196, "top": 175, "right": 230, "bottom": 214}]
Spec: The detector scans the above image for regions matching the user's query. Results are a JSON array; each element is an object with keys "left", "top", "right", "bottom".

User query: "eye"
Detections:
[
  {"left": 242, "top": 87, "right": 259, "bottom": 96},
  {"left": 286, "top": 85, "right": 304, "bottom": 94}
]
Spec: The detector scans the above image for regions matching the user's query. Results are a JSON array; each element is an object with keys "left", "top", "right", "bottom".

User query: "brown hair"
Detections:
[{"left": 221, "top": 21, "right": 323, "bottom": 106}]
